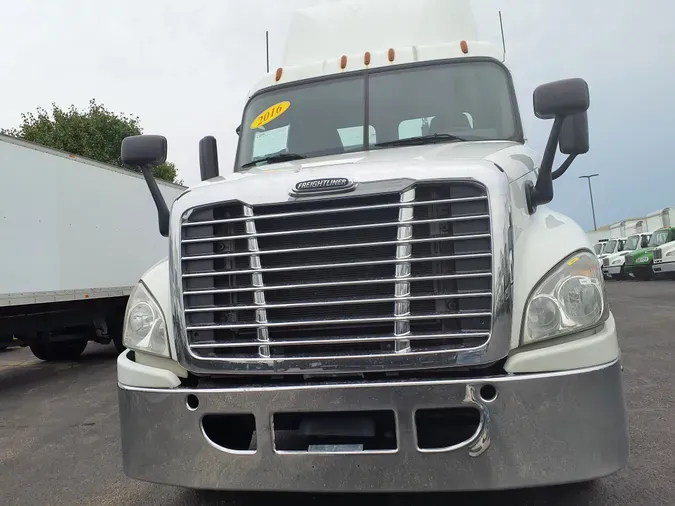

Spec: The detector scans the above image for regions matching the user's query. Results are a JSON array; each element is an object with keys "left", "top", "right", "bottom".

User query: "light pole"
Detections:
[{"left": 579, "top": 174, "right": 599, "bottom": 231}]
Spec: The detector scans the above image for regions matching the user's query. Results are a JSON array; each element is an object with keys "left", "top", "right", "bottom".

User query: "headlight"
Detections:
[
  {"left": 123, "top": 282, "right": 170, "bottom": 358},
  {"left": 611, "top": 258, "right": 623, "bottom": 265},
  {"left": 666, "top": 250, "right": 675, "bottom": 257},
  {"left": 523, "top": 251, "right": 608, "bottom": 344}
]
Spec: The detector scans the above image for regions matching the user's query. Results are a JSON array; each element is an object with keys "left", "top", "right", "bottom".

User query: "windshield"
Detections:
[
  {"left": 624, "top": 235, "right": 640, "bottom": 251},
  {"left": 594, "top": 244, "right": 603, "bottom": 254},
  {"left": 602, "top": 240, "right": 617, "bottom": 254},
  {"left": 236, "top": 60, "right": 520, "bottom": 169},
  {"left": 649, "top": 229, "right": 672, "bottom": 247}
]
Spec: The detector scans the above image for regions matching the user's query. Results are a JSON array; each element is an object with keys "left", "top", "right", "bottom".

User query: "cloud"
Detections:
[{"left": 1, "top": 0, "right": 673, "bottom": 230}]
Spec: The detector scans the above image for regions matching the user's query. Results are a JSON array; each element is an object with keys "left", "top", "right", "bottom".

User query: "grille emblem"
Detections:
[{"left": 292, "top": 178, "right": 355, "bottom": 195}]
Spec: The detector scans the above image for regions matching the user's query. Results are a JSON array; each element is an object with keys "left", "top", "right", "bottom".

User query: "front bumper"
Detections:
[
  {"left": 118, "top": 358, "right": 629, "bottom": 492},
  {"left": 653, "top": 260, "right": 675, "bottom": 274},
  {"left": 625, "top": 264, "right": 652, "bottom": 277},
  {"left": 603, "top": 265, "right": 623, "bottom": 277}
]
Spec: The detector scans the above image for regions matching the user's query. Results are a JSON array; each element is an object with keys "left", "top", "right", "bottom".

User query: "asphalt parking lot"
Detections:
[{"left": 1, "top": 280, "right": 674, "bottom": 506}]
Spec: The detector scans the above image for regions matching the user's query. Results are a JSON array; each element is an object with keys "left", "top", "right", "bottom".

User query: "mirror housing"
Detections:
[
  {"left": 121, "top": 135, "right": 170, "bottom": 237},
  {"left": 533, "top": 78, "right": 590, "bottom": 120},
  {"left": 199, "top": 136, "right": 220, "bottom": 181},
  {"left": 121, "top": 134, "right": 167, "bottom": 167},
  {"left": 526, "top": 78, "right": 591, "bottom": 212},
  {"left": 559, "top": 112, "right": 589, "bottom": 155}
]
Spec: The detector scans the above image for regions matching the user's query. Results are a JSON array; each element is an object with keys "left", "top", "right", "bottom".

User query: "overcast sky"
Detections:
[{"left": 2, "top": 0, "right": 673, "bottom": 230}]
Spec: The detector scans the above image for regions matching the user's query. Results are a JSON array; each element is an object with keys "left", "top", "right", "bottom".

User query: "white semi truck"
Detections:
[
  {"left": 0, "top": 134, "right": 184, "bottom": 358},
  {"left": 116, "top": 0, "right": 628, "bottom": 492}
]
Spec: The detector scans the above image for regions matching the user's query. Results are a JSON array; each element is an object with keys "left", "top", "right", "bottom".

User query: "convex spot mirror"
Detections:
[
  {"left": 121, "top": 135, "right": 168, "bottom": 167},
  {"left": 559, "top": 112, "right": 589, "bottom": 155},
  {"left": 533, "top": 78, "right": 590, "bottom": 120}
]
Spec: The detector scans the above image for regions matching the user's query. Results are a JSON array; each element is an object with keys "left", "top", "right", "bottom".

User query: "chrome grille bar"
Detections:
[
  {"left": 184, "top": 292, "right": 493, "bottom": 313},
  {"left": 186, "top": 312, "right": 492, "bottom": 331},
  {"left": 182, "top": 196, "right": 488, "bottom": 227},
  {"left": 189, "top": 332, "right": 491, "bottom": 349},
  {"left": 181, "top": 215, "right": 489, "bottom": 244},
  {"left": 181, "top": 253, "right": 492, "bottom": 278},
  {"left": 181, "top": 233, "right": 491, "bottom": 261},
  {"left": 244, "top": 205, "right": 270, "bottom": 358},
  {"left": 184, "top": 273, "right": 491, "bottom": 296},
  {"left": 394, "top": 188, "right": 414, "bottom": 353}
]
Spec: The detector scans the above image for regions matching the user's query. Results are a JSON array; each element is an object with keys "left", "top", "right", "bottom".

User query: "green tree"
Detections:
[{"left": 1, "top": 99, "right": 179, "bottom": 183}]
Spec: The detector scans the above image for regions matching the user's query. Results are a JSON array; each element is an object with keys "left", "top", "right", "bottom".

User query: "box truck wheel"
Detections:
[{"left": 29, "top": 340, "right": 88, "bottom": 362}]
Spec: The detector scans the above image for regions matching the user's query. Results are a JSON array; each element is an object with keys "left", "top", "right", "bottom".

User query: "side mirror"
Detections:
[
  {"left": 121, "top": 135, "right": 170, "bottom": 237},
  {"left": 121, "top": 134, "right": 167, "bottom": 167},
  {"left": 559, "top": 112, "right": 589, "bottom": 155},
  {"left": 533, "top": 78, "right": 590, "bottom": 120},
  {"left": 199, "top": 136, "right": 220, "bottom": 181},
  {"left": 527, "top": 78, "right": 591, "bottom": 212}
]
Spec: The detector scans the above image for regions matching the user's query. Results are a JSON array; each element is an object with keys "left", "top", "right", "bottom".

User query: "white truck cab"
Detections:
[
  {"left": 597, "top": 237, "right": 626, "bottom": 268},
  {"left": 115, "top": 0, "right": 627, "bottom": 492},
  {"left": 602, "top": 233, "right": 651, "bottom": 279},
  {"left": 651, "top": 227, "right": 675, "bottom": 278}
]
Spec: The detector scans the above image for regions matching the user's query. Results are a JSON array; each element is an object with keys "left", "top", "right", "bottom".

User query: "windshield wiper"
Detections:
[
  {"left": 241, "top": 152, "right": 306, "bottom": 168},
  {"left": 374, "top": 133, "right": 467, "bottom": 149}
]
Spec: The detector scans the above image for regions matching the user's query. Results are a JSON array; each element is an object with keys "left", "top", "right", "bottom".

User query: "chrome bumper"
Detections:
[{"left": 118, "top": 360, "right": 628, "bottom": 492}]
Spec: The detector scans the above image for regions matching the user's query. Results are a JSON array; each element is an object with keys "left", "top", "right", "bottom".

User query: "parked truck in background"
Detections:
[
  {"left": 602, "top": 233, "right": 651, "bottom": 280},
  {"left": 597, "top": 237, "right": 626, "bottom": 267},
  {"left": 651, "top": 228, "right": 675, "bottom": 279},
  {"left": 0, "top": 134, "right": 185, "bottom": 360},
  {"left": 115, "top": 0, "right": 628, "bottom": 492},
  {"left": 625, "top": 227, "right": 675, "bottom": 280}
]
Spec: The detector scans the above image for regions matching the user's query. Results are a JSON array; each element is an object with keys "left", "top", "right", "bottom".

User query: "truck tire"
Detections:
[
  {"left": 108, "top": 310, "right": 126, "bottom": 355},
  {"left": 112, "top": 334, "right": 125, "bottom": 355},
  {"left": 29, "top": 340, "right": 88, "bottom": 362}
]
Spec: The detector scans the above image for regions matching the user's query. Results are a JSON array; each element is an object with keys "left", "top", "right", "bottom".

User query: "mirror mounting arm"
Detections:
[
  {"left": 552, "top": 154, "right": 577, "bottom": 181},
  {"left": 526, "top": 115, "right": 564, "bottom": 214},
  {"left": 137, "top": 164, "right": 170, "bottom": 237}
]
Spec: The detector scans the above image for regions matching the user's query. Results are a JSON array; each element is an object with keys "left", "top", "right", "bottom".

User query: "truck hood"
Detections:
[
  {"left": 629, "top": 248, "right": 654, "bottom": 264},
  {"left": 190, "top": 141, "right": 534, "bottom": 192}
]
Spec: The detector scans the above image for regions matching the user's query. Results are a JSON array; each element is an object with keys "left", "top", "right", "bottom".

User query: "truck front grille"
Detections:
[
  {"left": 179, "top": 182, "right": 493, "bottom": 367},
  {"left": 603, "top": 257, "right": 610, "bottom": 267},
  {"left": 654, "top": 249, "right": 662, "bottom": 260},
  {"left": 625, "top": 255, "right": 634, "bottom": 266}
]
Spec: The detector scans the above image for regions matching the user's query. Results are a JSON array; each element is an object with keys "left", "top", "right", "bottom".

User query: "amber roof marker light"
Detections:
[{"left": 460, "top": 40, "right": 469, "bottom": 54}]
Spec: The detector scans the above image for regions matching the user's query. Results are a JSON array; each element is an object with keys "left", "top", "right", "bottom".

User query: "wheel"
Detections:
[
  {"left": 29, "top": 340, "right": 88, "bottom": 362},
  {"left": 112, "top": 334, "right": 125, "bottom": 355},
  {"left": 108, "top": 310, "right": 126, "bottom": 355}
]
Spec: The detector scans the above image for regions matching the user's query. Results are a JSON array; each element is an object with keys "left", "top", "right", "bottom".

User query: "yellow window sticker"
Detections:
[{"left": 250, "top": 101, "right": 291, "bottom": 130}]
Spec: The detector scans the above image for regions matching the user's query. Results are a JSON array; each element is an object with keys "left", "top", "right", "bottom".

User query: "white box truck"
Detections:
[
  {"left": 0, "top": 134, "right": 185, "bottom": 359},
  {"left": 116, "top": 0, "right": 628, "bottom": 492}
]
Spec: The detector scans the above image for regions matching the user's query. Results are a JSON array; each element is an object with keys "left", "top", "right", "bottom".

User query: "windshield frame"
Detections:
[
  {"left": 602, "top": 240, "right": 617, "bottom": 254},
  {"left": 624, "top": 235, "right": 640, "bottom": 251},
  {"left": 649, "top": 229, "right": 673, "bottom": 248},
  {"left": 234, "top": 57, "right": 525, "bottom": 172}
]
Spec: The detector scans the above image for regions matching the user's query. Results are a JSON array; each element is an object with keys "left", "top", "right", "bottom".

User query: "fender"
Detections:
[{"left": 510, "top": 206, "right": 595, "bottom": 349}]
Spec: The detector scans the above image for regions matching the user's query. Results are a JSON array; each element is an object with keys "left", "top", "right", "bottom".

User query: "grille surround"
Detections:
[{"left": 170, "top": 175, "right": 513, "bottom": 376}]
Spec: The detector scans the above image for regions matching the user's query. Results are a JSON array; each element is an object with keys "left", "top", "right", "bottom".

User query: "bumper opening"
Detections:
[
  {"left": 273, "top": 410, "right": 397, "bottom": 452},
  {"left": 415, "top": 407, "right": 481, "bottom": 450},
  {"left": 202, "top": 414, "right": 257, "bottom": 452}
]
